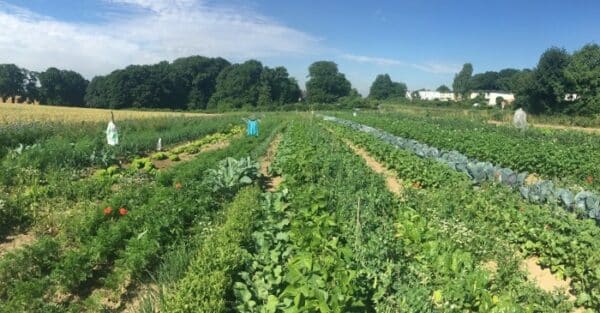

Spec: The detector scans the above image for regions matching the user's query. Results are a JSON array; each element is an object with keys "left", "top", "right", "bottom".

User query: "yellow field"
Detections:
[{"left": 0, "top": 102, "right": 216, "bottom": 123}]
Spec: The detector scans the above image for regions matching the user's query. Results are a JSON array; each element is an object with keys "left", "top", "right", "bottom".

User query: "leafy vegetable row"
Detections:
[
  {"left": 325, "top": 115, "right": 600, "bottom": 223},
  {"left": 339, "top": 112, "right": 600, "bottom": 193},
  {"left": 328, "top": 122, "right": 600, "bottom": 310},
  {"left": 234, "top": 120, "right": 562, "bottom": 312}
]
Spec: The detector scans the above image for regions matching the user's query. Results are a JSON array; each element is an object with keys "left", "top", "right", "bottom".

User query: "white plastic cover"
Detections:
[
  {"left": 106, "top": 121, "right": 119, "bottom": 146},
  {"left": 513, "top": 108, "right": 528, "bottom": 130}
]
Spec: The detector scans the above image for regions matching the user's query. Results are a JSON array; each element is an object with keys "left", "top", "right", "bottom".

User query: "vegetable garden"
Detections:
[{"left": 1, "top": 111, "right": 600, "bottom": 312}]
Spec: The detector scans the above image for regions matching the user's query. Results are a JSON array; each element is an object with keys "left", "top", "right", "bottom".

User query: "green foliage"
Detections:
[
  {"left": 165, "top": 186, "right": 261, "bottom": 313},
  {"left": 0, "top": 64, "right": 26, "bottom": 102},
  {"left": 516, "top": 47, "right": 572, "bottom": 114},
  {"left": 38, "top": 67, "right": 88, "bottom": 106},
  {"left": 436, "top": 85, "right": 451, "bottom": 93},
  {"left": 209, "top": 60, "right": 300, "bottom": 110},
  {"left": 368, "top": 74, "right": 407, "bottom": 100},
  {"left": 306, "top": 61, "right": 352, "bottom": 103},
  {"left": 452, "top": 63, "right": 473, "bottom": 97},
  {"left": 565, "top": 43, "right": 600, "bottom": 115}
]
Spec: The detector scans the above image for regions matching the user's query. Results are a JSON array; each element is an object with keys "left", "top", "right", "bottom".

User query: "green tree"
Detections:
[
  {"left": 452, "top": 63, "right": 473, "bottom": 98},
  {"left": 565, "top": 43, "right": 600, "bottom": 114},
  {"left": 516, "top": 47, "right": 571, "bottom": 114},
  {"left": 470, "top": 71, "right": 500, "bottom": 91},
  {"left": 436, "top": 85, "right": 451, "bottom": 93},
  {"left": 305, "top": 61, "right": 351, "bottom": 103},
  {"left": 369, "top": 74, "right": 407, "bottom": 100},
  {"left": 38, "top": 68, "right": 88, "bottom": 106},
  {"left": 209, "top": 60, "right": 264, "bottom": 109},
  {"left": 496, "top": 68, "right": 521, "bottom": 91},
  {"left": 0, "top": 64, "right": 25, "bottom": 102}
]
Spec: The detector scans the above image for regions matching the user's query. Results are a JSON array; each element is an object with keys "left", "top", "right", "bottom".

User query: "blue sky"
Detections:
[{"left": 1, "top": 0, "right": 598, "bottom": 95}]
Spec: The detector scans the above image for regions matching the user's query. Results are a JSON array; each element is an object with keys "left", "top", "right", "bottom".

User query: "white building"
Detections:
[
  {"left": 417, "top": 90, "right": 455, "bottom": 101},
  {"left": 470, "top": 91, "right": 515, "bottom": 106}
]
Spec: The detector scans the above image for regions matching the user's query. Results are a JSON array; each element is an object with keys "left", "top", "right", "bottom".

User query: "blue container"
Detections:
[{"left": 247, "top": 120, "right": 259, "bottom": 137}]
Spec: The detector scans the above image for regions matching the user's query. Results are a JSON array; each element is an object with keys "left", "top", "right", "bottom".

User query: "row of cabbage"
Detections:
[
  {"left": 326, "top": 121, "right": 600, "bottom": 310},
  {"left": 323, "top": 115, "right": 600, "bottom": 222},
  {"left": 339, "top": 112, "right": 600, "bottom": 193}
]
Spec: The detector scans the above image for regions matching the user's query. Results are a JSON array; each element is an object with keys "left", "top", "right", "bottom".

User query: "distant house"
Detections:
[
  {"left": 417, "top": 90, "right": 455, "bottom": 101},
  {"left": 470, "top": 91, "right": 515, "bottom": 106},
  {"left": 564, "top": 93, "right": 579, "bottom": 101}
]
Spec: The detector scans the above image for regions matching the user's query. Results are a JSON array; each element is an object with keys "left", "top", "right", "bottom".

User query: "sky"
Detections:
[{"left": 0, "top": 0, "right": 598, "bottom": 95}]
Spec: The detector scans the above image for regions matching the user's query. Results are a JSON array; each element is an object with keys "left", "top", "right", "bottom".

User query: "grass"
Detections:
[{"left": 0, "top": 102, "right": 217, "bottom": 123}]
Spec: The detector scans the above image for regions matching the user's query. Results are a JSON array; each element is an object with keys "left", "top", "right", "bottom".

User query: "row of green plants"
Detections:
[
  {"left": 0, "top": 118, "right": 281, "bottom": 312},
  {"left": 328, "top": 121, "right": 600, "bottom": 311},
  {"left": 0, "top": 115, "right": 242, "bottom": 177},
  {"left": 340, "top": 112, "right": 600, "bottom": 192},
  {"left": 232, "top": 120, "right": 564, "bottom": 312},
  {"left": 0, "top": 117, "right": 243, "bottom": 240}
]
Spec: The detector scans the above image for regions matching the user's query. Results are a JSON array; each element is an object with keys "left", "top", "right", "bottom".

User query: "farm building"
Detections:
[
  {"left": 470, "top": 91, "right": 515, "bottom": 106},
  {"left": 417, "top": 90, "right": 455, "bottom": 101}
]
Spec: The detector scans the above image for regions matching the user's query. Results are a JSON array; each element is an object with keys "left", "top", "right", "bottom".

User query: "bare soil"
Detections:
[
  {"left": 260, "top": 134, "right": 283, "bottom": 192},
  {"left": 522, "top": 257, "right": 574, "bottom": 299},
  {"left": 0, "top": 232, "right": 35, "bottom": 257},
  {"left": 343, "top": 140, "right": 404, "bottom": 197}
]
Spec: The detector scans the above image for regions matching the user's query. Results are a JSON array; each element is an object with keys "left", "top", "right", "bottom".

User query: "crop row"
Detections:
[
  {"left": 340, "top": 112, "right": 600, "bottom": 193},
  {"left": 0, "top": 118, "right": 282, "bottom": 312},
  {"left": 228, "top": 120, "right": 566, "bottom": 312},
  {"left": 327, "top": 121, "right": 600, "bottom": 310},
  {"left": 0, "top": 121, "right": 244, "bottom": 242},
  {"left": 329, "top": 114, "right": 600, "bottom": 222}
]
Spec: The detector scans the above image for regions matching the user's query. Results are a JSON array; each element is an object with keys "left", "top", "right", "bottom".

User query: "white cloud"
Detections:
[
  {"left": 0, "top": 0, "right": 321, "bottom": 78},
  {"left": 342, "top": 54, "right": 405, "bottom": 66},
  {"left": 410, "top": 62, "right": 461, "bottom": 74},
  {"left": 342, "top": 53, "right": 460, "bottom": 74}
]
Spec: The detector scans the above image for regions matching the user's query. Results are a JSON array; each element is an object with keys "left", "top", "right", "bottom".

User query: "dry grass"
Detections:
[{"left": 0, "top": 102, "right": 216, "bottom": 123}]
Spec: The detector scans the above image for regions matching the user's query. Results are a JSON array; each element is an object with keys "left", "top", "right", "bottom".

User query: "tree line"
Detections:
[
  {"left": 452, "top": 43, "right": 600, "bottom": 115},
  {"left": 0, "top": 57, "right": 371, "bottom": 110}
]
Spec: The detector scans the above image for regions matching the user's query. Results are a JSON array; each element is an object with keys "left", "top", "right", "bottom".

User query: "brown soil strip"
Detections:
[
  {"left": 0, "top": 232, "right": 35, "bottom": 257},
  {"left": 488, "top": 120, "right": 600, "bottom": 134},
  {"left": 522, "top": 257, "right": 574, "bottom": 299},
  {"left": 120, "top": 283, "right": 159, "bottom": 313},
  {"left": 260, "top": 134, "right": 283, "bottom": 192},
  {"left": 343, "top": 140, "right": 404, "bottom": 197}
]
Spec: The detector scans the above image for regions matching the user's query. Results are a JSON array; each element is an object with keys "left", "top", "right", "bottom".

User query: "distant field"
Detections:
[{"left": 0, "top": 102, "right": 216, "bottom": 123}]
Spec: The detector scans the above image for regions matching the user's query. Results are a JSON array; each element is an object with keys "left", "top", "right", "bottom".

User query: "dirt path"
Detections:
[
  {"left": 260, "top": 134, "right": 283, "bottom": 192},
  {"left": 0, "top": 232, "right": 35, "bottom": 257},
  {"left": 343, "top": 140, "right": 404, "bottom": 197},
  {"left": 488, "top": 120, "right": 600, "bottom": 134}
]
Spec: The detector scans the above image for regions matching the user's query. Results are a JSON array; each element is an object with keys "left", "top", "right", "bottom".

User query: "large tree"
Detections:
[
  {"left": 369, "top": 74, "right": 407, "bottom": 100},
  {"left": 565, "top": 43, "right": 600, "bottom": 114},
  {"left": 516, "top": 47, "right": 571, "bottom": 114},
  {"left": 208, "top": 60, "right": 264, "bottom": 109},
  {"left": 436, "top": 85, "right": 451, "bottom": 93},
  {"left": 470, "top": 71, "right": 500, "bottom": 91},
  {"left": 0, "top": 64, "right": 25, "bottom": 102},
  {"left": 305, "top": 61, "right": 351, "bottom": 103},
  {"left": 452, "top": 63, "right": 473, "bottom": 97},
  {"left": 38, "top": 68, "right": 88, "bottom": 106}
]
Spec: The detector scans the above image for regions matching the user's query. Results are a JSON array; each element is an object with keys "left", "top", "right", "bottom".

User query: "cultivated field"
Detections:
[
  {"left": 0, "top": 102, "right": 215, "bottom": 123},
  {"left": 1, "top": 111, "right": 599, "bottom": 312}
]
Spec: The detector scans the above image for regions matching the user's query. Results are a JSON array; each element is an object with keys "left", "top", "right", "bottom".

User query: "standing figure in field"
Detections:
[
  {"left": 513, "top": 107, "right": 528, "bottom": 130},
  {"left": 244, "top": 115, "right": 260, "bottom": 137},
  {"left": 106, "top": 112, "right": 119, "bottom": 146}
]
